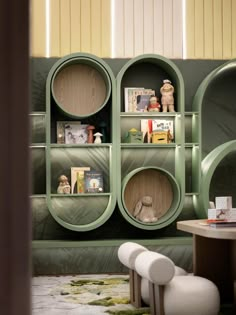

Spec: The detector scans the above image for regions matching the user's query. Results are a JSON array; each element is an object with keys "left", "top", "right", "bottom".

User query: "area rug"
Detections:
[{"left": 32, "top": 274, "right": 150, "bottom": 315}]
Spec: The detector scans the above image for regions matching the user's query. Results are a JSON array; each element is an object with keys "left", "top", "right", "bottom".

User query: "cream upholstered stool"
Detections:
[
  {"left": 117, "top": 242, "right": 188, "bottom": 308},
  {"left": 135, "top": 251, "right": 220, "bottom": 315},
  {"left": 118, "top": 242, "right": 148, "bottom": 307}
]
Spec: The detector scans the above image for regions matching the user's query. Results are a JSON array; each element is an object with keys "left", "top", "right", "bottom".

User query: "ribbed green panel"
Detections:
[
  {"left": 50, "top": 147, "right": 110, "bottom": 193},
  {"left": 50, "top": 196, "right": 109, "bottom": 225},
  {"left": 31, "top": 147, "right": 46, "bottom": 195},
  {"left": 31, "top": 195, "right": 196, "bottom": 241},
  {"left": 121, "top": 148, "right": 175, "bottom": 178},
  {"left": 32, "top": 240, "right": 193, "bottom": 275},
  {"left": 30, "top": 113, "right": 46, "bottom": 144}
]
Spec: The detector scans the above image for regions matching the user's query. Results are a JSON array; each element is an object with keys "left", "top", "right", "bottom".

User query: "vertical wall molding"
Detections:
[
  {"left": 113, "top": 0, "right": 183, "bottom": 58},
  {"left": 30, "top": 0, "right": 236, "bottom": 59},
  {"left": 186, "top": 0, "right": 236, "bottom": 59}
]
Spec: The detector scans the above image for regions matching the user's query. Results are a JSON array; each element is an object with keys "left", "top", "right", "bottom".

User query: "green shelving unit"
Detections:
[
  {"left": 45, "top": 53, "right": 117, "bottom": 231},
  {"left": 192, "top": 59, "right": 236, "bottom": 217},
  {"left": 116, "top": 54, "right": 185, "bottom": 230}
]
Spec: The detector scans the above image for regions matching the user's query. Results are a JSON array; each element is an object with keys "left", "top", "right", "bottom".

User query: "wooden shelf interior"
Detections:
[
  {"left": 123, "top": 168, "right": 174, "bottom": 219},
  {"left": 52, "top": 63, "right": 110, "bottom": 117}
]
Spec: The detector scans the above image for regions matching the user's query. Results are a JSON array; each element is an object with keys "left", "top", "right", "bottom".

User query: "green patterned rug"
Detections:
[{"left": 32, "top": 274, "right": 150, "bottom": 315}]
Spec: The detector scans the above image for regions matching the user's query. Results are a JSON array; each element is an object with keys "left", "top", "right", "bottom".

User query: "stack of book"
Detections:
[{"left": 207, "top": 196, "right": 236, "bottom": 228}]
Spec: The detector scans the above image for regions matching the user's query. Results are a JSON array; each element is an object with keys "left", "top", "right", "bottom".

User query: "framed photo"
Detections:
[
  {"left": 71, "top": 167, "right": 90, "bottom": 194},
  {"left": 56, "top": 121, "right": 81, "bottom": 144},
  {"left": 65, "top": 123, "right": 88, "bottom": 144}
]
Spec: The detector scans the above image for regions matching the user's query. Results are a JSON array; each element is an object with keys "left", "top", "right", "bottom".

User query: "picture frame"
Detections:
[
  {"left": 70, "top": 166, "right": 90, "bottom": 194},
  {"left": 65, "top": 123, "right": 89, "bottom": 144},
  {"left": 56, "top": 121, "right": 81, "bottom": 144}
]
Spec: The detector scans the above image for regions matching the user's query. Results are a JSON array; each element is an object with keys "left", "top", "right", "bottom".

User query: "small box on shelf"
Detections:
[
  {"left": 124, "top": 128, "right": 143, "bottom": 143},
  {"left": 215, "top": 196, "right": 232, "bottom": 209}
]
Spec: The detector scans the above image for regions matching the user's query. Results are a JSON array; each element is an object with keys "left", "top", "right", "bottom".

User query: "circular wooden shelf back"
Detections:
[
  {"left": 123, "top": 168, "right": 174, "bottom": 219},
  {"left": 52, "top": 63, "right": 110, "bottom": 117}
]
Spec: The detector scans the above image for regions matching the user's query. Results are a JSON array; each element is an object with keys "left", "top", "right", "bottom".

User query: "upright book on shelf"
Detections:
[{"left": 84, "top": 170, "right": 104, "bottom": 193}]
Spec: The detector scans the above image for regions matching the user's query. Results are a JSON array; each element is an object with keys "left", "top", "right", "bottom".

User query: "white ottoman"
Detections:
[
  {"left": 164, "top": 276, "right": 220, "bottom": 315},
  {"left": 135, "top": 251, "right": 220, "bottom": 315}
]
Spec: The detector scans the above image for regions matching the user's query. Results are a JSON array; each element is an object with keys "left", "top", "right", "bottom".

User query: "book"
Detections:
[
  {"left": 124, "top": 87, "right": 144, "bottom": 112},
  {"left": 64, "top": 123, "right": 88, "bottom": 144},
  {"left": 136, "top": 94, "right": 151, "bottom": 112},
  {"left": 56, "top": 121, "right": 81, "bottom": 144},
  {"left": 140, "top": 119, "right": 153, "bottom": 143},
  {"left": 124, "top": 88, "right": 155, "bottom": 112},
  {"left": 71, "top": 167, "right": 90, "bottom": 194},
  {"left": 152, "top": 119, "right": 174, "bottom": 142},
  {"left": 84, "top": 170, "right": 104, "bottom": 193},
  {"left": 209, "top": 222, "right": 236, "bottom": 228}
]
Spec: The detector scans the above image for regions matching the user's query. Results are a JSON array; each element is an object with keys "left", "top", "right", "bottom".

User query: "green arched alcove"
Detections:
[
  {"left": 192, "top": 59, "right": 236, "bottom": 217},
  {"left": 45, "top": 53, "right": 117, "bottom": 231},
  {"left": 116, "top": 54, "right": 185, "bottom": 230}
]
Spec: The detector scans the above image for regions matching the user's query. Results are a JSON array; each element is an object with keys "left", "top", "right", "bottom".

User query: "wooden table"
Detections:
[{"left": 177, "top": 219, "right": 236, "bottom": 308}]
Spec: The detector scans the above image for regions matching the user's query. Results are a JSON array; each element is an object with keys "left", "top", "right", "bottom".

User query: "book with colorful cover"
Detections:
[
  {"left": 124, "top": 87, "right": 144, "bottom": 112},
  {"left": 152, "top": 119, "right": 174, "bottom": 142},
  {"left": 71, "top": 167, "right": 91, "bottom": 194},
  {"left": 124, "top": 88, "right": 155, "bottom": 112},
  {"left": 84, "top": 170, "right": 104, "bottom": 193}
]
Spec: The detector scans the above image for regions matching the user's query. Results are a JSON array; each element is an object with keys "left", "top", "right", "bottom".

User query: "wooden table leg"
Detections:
[
  {"left": 230, "top": 240, "right": 236, "bottom": 311},
  {"left": 193, "top": 235, "right": 233, "bottom": 303}
]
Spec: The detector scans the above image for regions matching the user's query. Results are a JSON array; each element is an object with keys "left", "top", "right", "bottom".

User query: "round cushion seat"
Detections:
[
  {"left": 163, "top": 276, "right": 220, "bottom": 315},
  {"left": 141, "top": 266, "right": 188, "bottom": 305}
]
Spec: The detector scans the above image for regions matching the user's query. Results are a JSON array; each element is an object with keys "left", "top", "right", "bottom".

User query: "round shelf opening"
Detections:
[
  {"left": 51, "top": 58, "right": 111, "bottom": 118},
  {"left": 121, "top": 167, "right": 180, "bottom": 229}
]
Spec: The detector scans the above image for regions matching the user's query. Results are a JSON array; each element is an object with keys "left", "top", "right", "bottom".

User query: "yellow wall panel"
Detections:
[
  {"left": 101, "top": 0, "right": 111, "bottom": 57},
  {"left": 213, "top": 0, "right": 223, "bottom": 59},
  {"left": 204, "top": 0, "right": 213, "bottom": 58},
  {"left": 222, "top": 0, "right": 232, "bottom": 59},
  {"left": 233, "top": 0, "right": 236, "bottom": 57},
  {"left": 81, "top": 0, "right": 91, "bottom": 53},
  {"left": 60, "top": 0, "right": 71, "bottom": 56},
  {"left": 91, "top": 0, "right": 101, "bottom": 56},
  {"left": 195, "top": 0, "right": 204, "bottom": 58},
  {"left": 31, "top": 0, "right": 46, "bottom": 56},
  {"left": 186, "top": 0, "right": 195, "bottom": 58},
  {"left": 50, "top": 0, "right": 60, "bottom": 57},
  {"left": 71, "top": 0, "right": 81, "bottom": 53}
]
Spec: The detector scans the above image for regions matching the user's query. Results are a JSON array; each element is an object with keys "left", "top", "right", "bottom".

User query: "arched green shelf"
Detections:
[
  {"left": 45, "top": 53, "right": 117, "bottom": 231},
  {"left": 116, "top": 54, "right": 185, "bottom": 230},
  {"left": 192, "top": 59, "right": 236, "bottom": 217},
  {"left": 193, "top": 140, "right": 236, "bottom": 218},
  {"left": 120, "top": 166, "right": 181, "bottom": 230}
]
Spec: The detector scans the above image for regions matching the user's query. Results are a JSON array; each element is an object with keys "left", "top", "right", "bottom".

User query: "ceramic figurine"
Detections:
[
  {"left": 133, "top": 195, "right": 158, "bottom": 223},
  {"left": 147, "top": 95, "right": 161, "bottom": 112},
  {"left": 94, "top": 132, "right": 103, "bottom": 144},
  {"left": 57, "top": 175, "right": 71, "bottom": 194},
  {"left": 160, "top": 79, "right": 175, "bottom": 112},
  {"left": 87, "top": 125, "right": 95, "bottom": 143}
]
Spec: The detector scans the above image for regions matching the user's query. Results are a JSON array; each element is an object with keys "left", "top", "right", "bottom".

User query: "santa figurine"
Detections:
[
  {"left": 147, "top": 95, "right": 161, "bottom": 112},
  {"left": 160, "top": 79, "right": 175, "bottom": 112}
]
